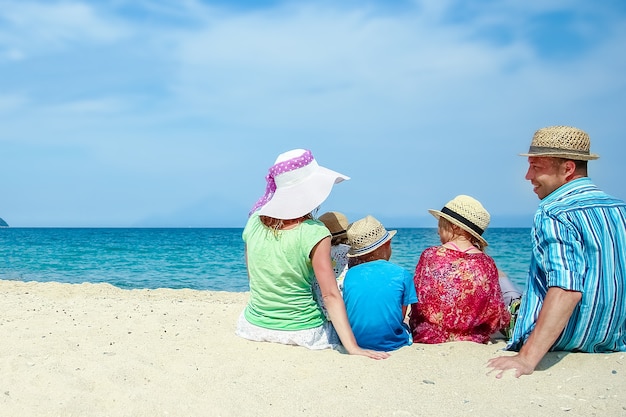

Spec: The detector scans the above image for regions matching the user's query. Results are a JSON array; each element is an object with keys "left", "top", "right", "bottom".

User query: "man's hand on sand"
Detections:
[{"left": 487, "top": 354, "right": 534, "bottom": 378}]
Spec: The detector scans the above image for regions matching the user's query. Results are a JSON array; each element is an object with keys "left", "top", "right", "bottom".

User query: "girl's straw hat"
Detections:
[
  {"left": 346, "top": 215, "right": 396, "bottom": 257},
  {"left": 428, "top": 195, "right": 490, "bottom": 247},
  {"left": 251, "top": 149, "right": 349, "bottom": 220},
  {"left": 519, "top": 125, "right": 599, "bottom": 161},
  {"left": 319, "top": 211, "right": 349, "bottom": 238}
]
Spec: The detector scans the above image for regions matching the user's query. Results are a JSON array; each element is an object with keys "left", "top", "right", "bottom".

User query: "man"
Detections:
[{"left": 488, "top": 125, "right": 626, "bottom": 378}]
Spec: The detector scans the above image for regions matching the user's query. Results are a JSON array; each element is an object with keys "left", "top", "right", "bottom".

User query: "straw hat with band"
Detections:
[
  {"left": 318, "top": 211, "right": 349, "bottom": 238},
  {"left": 519, "top": 125, "right": 599, "bottom": 161},
  {"left": 428, "top": 195, "right": 490, "bottom": 247},
  {"left": 249, "top": 149, "right": 349, "bottom": 220},
  {"left": 346, "top": 215, "right": 396, "bottom": 258}
]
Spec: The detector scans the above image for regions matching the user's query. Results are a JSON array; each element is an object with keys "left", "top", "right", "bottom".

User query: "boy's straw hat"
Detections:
[
  {"left": 251, "top": 149, "right": 350, "bottom": 220},
  {"left": 319, "top": 211, "right": 349, "bottom": 238},
  {"left": 428, "top": 195, "right": 490, "bottom": 247},
  {"left": 519, "top": 126, "right": 599, "bottom": 161},
  {"left": 346, "top": 215, "right": 396, "bottom": 257}
]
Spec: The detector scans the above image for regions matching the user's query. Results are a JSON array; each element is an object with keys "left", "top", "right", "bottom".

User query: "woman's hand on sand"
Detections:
[
  {"left": 349, "top": 347, "right": 390, "bottom": 360},
  {"left": 487, "top": 354, "right": 534, "bottom": 378}
]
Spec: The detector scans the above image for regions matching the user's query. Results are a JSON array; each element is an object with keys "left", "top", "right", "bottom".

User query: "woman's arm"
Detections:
[{"left": 311, "top": 237, "right": 389, "bottom": 360}]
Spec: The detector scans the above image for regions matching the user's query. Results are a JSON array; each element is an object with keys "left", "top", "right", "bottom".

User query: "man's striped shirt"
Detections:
[{"left": 509, "top": 177, "right": 626, "bottom": 352}]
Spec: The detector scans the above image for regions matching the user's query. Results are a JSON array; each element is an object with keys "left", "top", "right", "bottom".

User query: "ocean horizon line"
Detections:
[{"left": 0, "top": 214, "right": 535, "bottom": 229}]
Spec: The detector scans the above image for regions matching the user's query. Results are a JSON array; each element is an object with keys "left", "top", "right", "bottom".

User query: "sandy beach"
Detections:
[{"left": 1, "top": 280, "right": 624, "bottom": 417}]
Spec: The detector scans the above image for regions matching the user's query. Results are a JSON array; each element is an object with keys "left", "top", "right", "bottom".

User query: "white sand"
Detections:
[{"left": 1, "top": 280, "right": 624, "bottom": 417}]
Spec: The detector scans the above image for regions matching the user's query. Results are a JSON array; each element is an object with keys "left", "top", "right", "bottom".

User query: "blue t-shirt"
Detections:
[{"left": 343, "top": 260, "right": 418, "bottom": 351}]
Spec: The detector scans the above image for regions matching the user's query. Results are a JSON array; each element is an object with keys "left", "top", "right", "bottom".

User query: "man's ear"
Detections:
[
  {"left": 563, "top": 160, "right": 577, "bottom": 179},
  {"left": 563, "top": 160, "right": 576, "bottom": 177}
]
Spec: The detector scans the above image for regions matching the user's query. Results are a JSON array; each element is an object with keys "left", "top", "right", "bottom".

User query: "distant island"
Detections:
[{"left": 0, "top": 217, "right": 8, "bottom": 227}]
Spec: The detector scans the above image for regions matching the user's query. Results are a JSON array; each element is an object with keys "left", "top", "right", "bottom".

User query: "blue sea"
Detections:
[{"left": 0, "top": 228, "right": 531, "bottom": 292}]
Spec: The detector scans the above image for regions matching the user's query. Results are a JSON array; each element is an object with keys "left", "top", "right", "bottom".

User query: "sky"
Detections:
[{"left": 1, "top": 0, "right": 625, "bottom": 228}]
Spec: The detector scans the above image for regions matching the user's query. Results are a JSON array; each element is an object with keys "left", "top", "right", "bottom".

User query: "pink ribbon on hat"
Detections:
[{"left": 249, "top": 150, "right": 315, "bottom": 216}]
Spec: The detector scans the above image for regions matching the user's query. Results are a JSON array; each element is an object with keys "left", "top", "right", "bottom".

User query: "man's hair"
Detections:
[
  {"left": 552, "top": 158, "right": 588, "bottom": 176},
  {"left": 573, "top": 159, "right": 589, "bottom": 174}
]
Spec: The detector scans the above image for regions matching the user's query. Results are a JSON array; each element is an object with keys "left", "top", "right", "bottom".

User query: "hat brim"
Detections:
[
  {"left": 519, "top": 152, "right": 599, "bottom": 161},
  {"left": 347, "top": 230, "right": 397, "bottom": 257},
  {"left": 318, "top": 212, "right": 349, "bottom": 236},
  {"left": 428, "top": 209, "right": 488, "bottom": 247},
  {"left": 258, "top": 167, "right": 349, "bottom": 220}
]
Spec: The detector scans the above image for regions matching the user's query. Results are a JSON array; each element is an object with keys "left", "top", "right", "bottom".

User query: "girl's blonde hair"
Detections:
[
  {"left": 260, "top": 213, "right": 314, "bottom": 236},
  {"left": 439, "top": 217, "right": 486, "bottom": 251}
]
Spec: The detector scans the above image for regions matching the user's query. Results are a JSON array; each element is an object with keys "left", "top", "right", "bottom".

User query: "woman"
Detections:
[
  {"left": 235, "top": 149, "right": 388, "bottom": 359},
  {"left": 409, "top": 195, "right": 510, "bottom": 344}
]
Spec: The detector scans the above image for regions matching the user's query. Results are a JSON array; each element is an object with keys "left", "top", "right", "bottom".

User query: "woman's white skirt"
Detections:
[{"left": 235, "top": 311, "right": 342, "bottom": 351}]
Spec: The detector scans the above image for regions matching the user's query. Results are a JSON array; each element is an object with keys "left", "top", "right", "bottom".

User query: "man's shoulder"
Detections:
[{"left": 541, "top": 178, "right": 626, "bottom": 213}]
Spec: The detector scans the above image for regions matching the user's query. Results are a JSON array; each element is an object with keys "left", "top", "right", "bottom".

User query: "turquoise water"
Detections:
[{"left": 0, "top": 228, "right": 531, "bottom": 292}]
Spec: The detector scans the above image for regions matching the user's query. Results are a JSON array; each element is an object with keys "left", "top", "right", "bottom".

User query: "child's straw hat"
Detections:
[
  {"left": 347, "top": 215, "right": 396, "bottom": 257},
  {"left": 428, "top": 195, "right": 490, "bottom": 247},
  {"left": 319, "top": 211, "right": 349, "bottom": 238}
]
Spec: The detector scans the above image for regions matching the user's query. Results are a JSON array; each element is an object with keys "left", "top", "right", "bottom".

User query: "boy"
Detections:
[{"left": 343, "top": 215, "right": 417, "bottom": 351}]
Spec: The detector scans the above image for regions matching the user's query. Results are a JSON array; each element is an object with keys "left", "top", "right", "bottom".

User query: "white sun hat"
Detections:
[{"left": 250, "top": 149, "right": 350, "bottom": 220}]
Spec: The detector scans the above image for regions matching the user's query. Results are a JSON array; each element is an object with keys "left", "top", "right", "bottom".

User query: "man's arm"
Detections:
[{"left": 487, "top": 286, "right": 581, "bottom": 378}]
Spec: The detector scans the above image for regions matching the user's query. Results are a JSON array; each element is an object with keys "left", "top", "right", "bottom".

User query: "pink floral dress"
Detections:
[{"left": 409, "top": 246, "right": 510, "bottom": 344}]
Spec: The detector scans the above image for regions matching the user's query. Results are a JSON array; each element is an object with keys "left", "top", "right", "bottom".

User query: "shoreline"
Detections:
[{"left": 1, "top": 279, "right": 624, "bottom": 417}]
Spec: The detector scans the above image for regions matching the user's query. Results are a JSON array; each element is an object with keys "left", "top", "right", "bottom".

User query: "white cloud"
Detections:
[
  {"left": 169, "top": 0, "right": 626, "bottom": 139},
  {"left": 1, "top": 0, "right": 625, "bottom": 226},
  {"left": 0, "top": 1, "right": 130, "bottom": 59}
]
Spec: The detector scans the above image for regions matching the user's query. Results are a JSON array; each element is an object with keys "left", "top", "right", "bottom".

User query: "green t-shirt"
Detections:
[{"left": 243, "top": 213, "right": 330, "bottom": 330}]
